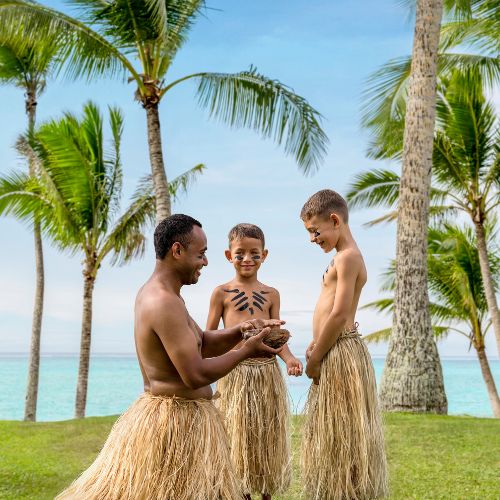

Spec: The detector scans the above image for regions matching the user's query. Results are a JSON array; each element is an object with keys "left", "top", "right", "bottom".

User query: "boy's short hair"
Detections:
[
  {"left": 228, "top": 223, "right": 265, "bottom": 248},
  {"left": 154, "top": 214, "right": 202, "bottom": 260},
  {"left": 300, "top": 189, "right": 349, "bottom": 223}
]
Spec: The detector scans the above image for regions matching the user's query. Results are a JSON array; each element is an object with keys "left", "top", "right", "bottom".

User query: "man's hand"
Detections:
[
  {"left": 305, "top": 340, "right": 316, "bottom": 362},
  {"left": 305, "top": 358, "right": 321, "bottom": 385},
  {"left": 241, "top": 327, "right": 283, "bottom": 358},
  {"left": 240, "top": 318, "right": 285, "bottom": 335},
  {"left": 286, "top": 356, "right": 303, "bottom": 377}
]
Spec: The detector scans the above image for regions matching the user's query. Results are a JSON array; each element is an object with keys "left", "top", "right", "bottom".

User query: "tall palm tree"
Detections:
[
  {"left": 362, "top": 224, "right": 500, "bottom": 417},
  {"left": 0, "top": 35, "right": 62, "bottom": 421},
  {"left": 0, "top": 0, "right": 328, "bottom": 222},
  {"left": 372, "top": 0, "right": 447, "bottom": 414},
  {"left": 347, "top": 74, "right": 500, "bottom": 360},
  {"left": 0, "top": 102, "right": 203, "bottom": 418}
]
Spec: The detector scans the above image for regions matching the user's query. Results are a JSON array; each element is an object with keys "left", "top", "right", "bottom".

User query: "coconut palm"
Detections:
[
  {"left": 0, "top": 35, "right": 63, "bottom": 421},
  {"left": 347, "top": 73, "right": 500, "bottom": 360},
  {"left": 362, "top": 224, "right": 500, "bottom": 417},
  {"left": 0, "top": 102, "right": 204, "bottom": 418},
  {"left": 370, "top": 0, "right": 447, "bottom": 414},
  {"left": 0, "top": 0, "right": 328, "bottom": 222}
]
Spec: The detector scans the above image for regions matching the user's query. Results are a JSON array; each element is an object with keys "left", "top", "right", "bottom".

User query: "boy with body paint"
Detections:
[
  {"left": 206, "top": 223, "right": 302, "bottom": 500},
  {"left": 300, "top": 189, "right": 388, "bottom": 499}
]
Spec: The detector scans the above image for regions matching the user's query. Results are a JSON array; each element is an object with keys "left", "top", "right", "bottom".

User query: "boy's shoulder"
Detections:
[
  {"left": 334, "top": 247, "right": 364, "bottom": 266},
  {"left": 255, "top": 281, "right": 280, "bottom": 298}
]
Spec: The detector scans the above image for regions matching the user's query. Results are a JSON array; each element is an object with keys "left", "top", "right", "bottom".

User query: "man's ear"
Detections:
[
  {"left": 261, "top": 249, "right": 269, "bottom": 262},
  {"left": 329, "top": 213, "right": 341, "bottom": 227},
  {"left": 224, "top": 249, "right": 232, "bottom": 262},
  {"left": 171, "top": 242, "right": 183, "bottom": 259}
]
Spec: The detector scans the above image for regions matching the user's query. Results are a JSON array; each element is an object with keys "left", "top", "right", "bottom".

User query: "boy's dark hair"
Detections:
[
  {"left": 154, "top": 214, "right": 202, "bottom": 260},
  {"left": 300, "top": 189, "right": 349, "bottom": 223},
  {"left": 228, "top": 223, "right": 265, "bottom": 248}
]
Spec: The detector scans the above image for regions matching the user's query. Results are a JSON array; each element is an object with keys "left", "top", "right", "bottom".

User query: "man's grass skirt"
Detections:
[
  {"left": 56, "top": 392, "right": 242, "bottom": 500},
  {"left": 217, "top": 357, "right": 291, "bottom": 496},
  {"left": 301, "top": 326, "right": 388, "bottom": 500}
]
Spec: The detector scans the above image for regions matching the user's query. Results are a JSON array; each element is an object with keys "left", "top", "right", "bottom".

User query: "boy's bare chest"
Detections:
[
  {"left": 322, "top": 259, "right": 337, "bottom": 291},
  {"left": 222, "top": 287, "right": 272, "bottom": 317}
]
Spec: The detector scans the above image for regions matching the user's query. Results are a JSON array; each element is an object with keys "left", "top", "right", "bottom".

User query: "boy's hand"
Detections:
[
  {"left": 286, "top": 356, "right": 303, "bottom": 377},
  {"left": 305, "top": 358, "right": 321, "bottom": 385},
  {"left": 305, "top": 340, "right": 316, "bottom": 362},
  {"left": 240, "top": 318, "right": 285, "bottom": 335},
  {"left": 241, "top": 327, "right": 283, "bottom": 357}
]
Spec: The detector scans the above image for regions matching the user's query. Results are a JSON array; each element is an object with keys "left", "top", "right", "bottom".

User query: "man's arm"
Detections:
[
  {"left": 306, "top": 254, "right": 358, "bottom": 382},
  {"left": 154, "top": 297, "right": 280, "bottom": 389}
]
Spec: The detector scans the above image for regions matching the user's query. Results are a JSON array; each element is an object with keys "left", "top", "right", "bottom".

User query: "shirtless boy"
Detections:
[
  {"left": 57, "top": 215, "right": 282, "bottom": 500},
  {"left": 206, "top": 223, "right": 302, "bottom": 500},
  {"left": 300, "top": 190, "right": 388, "bottom": 500}
]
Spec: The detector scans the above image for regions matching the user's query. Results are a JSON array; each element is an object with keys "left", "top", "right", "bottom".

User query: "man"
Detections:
[{"left": 57, "top": 214, "right": 282, "bottom": 500}]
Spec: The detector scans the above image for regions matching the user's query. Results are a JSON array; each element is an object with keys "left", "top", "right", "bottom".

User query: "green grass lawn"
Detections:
[{"left": 0, "top": 414, "right": 498, "bottom": 499}]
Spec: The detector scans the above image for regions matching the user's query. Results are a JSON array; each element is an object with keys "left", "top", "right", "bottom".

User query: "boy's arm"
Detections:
[
  {"left": 154, "top": 298, "right": 281, "bottom": 389},
  {"left": 206, "top": 287, "right": 224, "bottom": 331},
  {"left": 272, "top": 290, "right": 303, "bottom": 376},
  {"left": 307, "top": 254, "right": 358, "bottom": 381}
]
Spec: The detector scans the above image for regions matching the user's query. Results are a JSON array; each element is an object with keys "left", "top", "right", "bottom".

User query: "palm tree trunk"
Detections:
[
  {"left": 75, "top": 263, "right": 96, "bottom": 419},
  {"left": 474, "top": 222, "right": 500, "bottom": 361},
  {"left": 476, "top": 346, "right": 500, "bottom": 418},
  {"left": 145, "top": 103, "right": 171, "bottom": 223},
  {"left": 24, "top": 89, "right": 44, "bottom": 422},
  {"left": 379, "top": 0, "right": 447, "bottom": 413}
]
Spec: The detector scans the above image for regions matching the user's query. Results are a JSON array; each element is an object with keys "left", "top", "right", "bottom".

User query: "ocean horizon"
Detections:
[{"left": 1, "top": 354, "right": 499, "bottom": 421}]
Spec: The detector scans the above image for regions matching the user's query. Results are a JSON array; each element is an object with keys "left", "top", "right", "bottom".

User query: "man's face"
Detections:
[
  {"left": 303, "top": 214, "right": 339, "bottom": 253},
  {"left": 225, "top": 237, "right": 267, "bottom": 278},
  {"left": 178, "top": 226, "right": 208, "bottom": 285}
]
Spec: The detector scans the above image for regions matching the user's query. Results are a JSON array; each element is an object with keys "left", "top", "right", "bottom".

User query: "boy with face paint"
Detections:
[
  {"left": 300, "top": 190, "right": 388, "bottom": 500},
  {"left": 207, "top": 223, "right": 302, "bottom": 500}
]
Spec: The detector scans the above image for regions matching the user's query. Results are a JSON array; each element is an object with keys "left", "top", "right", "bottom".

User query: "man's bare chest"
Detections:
[{"left": 222, "top": 287, "right": 272, "bottom": 317}]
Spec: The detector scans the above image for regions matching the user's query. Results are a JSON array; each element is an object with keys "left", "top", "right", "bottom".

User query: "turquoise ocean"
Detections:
[{"left": 1, "top": 356, "right": 498, "bottom": 421}]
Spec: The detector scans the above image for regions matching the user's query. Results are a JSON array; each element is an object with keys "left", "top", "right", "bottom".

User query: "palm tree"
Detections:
[
  {"left": 0, "top": 35, "right": 62, "bottom": 421},
  {"left": 370, "top": 0, "right": 447, "bottom": 414},
  {"left": 0, "top": 102, "right": 204, "bottom": 418},
  {"left": 0, "top": 0, "right": 328, "bottom": 222},
  {"left": 362, "top": 224, "right": 500, "bottom": 417},
  {"left": 347, "top": 74, "right": 500, "bottom": 360}
]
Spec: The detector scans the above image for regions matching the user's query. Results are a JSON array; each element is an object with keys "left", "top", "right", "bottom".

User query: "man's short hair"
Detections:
[
  {"left": 300, "top": 189, "right": 349, "bottom": 223},
  {"left": 154, "top": 214, "right": 202, "bottom": 260},
  {"left": 228, "top": 223, "right": 265, "bottom": 248}
]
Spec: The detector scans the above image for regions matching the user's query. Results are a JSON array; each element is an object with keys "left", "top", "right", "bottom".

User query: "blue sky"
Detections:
[{"left": 0, "top": 0, "right": 497, "bottom": 359}]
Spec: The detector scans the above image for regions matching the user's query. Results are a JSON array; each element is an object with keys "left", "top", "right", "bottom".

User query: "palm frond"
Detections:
[
  {"left": 169, "top": 163, "right": 205, "bottom": 200},
  {"left": 346, "top": 169, "right": 400, "bottom": 210},
  {"left": 166, "top": 66, "right": 328, "bottom": 174},
  {"left": 102, "top": 174, "right": 156, "bottom": 266},
  {"left": 362, "top": 328, "right": 392, "bottom": 344},
  {"left": 0, "top": 0, "right": 135, "bottom": 82}
]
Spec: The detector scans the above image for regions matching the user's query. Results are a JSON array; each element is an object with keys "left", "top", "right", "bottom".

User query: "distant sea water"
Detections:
[{"left": 0, "top": 355, "right": 498, "bottom": 421}]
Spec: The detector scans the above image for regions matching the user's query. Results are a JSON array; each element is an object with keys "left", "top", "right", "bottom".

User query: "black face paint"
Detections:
[
  {"left": 252, "top": 255, "right": 261, "bottom": 260},
  {"left": 314, "top": 231, "right": 320, "bottom": 238},
  {"left": 235, "top": 255, "right": 243, "bottom": 261}
]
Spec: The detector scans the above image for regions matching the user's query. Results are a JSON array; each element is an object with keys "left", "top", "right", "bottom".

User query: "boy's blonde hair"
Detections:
[
  {"left": 228, "top": 223, "right": 265, "bottom": 248},
  {"left": 300, "top": 189, "right": 349, "bottom": 223}
]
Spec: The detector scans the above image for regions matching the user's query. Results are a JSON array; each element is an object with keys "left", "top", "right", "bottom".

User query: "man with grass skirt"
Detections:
[{"left": 57, "top": 214, "right": 283, "bottom": 500}]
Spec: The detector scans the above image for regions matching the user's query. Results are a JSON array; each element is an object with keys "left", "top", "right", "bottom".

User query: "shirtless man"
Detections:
[
  {"left": 299, "top": 190, "right": 388, "bottom": 500},
  {"left": 57, "top": 214, "right": 282, "bottom": 500}
]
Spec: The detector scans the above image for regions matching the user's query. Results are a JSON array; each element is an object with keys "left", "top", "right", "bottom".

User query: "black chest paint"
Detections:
[{"left": 224, "top": 288, "right": 270, "bottom": 315}]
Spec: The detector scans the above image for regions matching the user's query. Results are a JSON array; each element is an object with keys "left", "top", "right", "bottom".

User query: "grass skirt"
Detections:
[
  {"left": 217, "top": 357, "right": 291, "bottom": 495},
  {"left": 301, "top": 326, "right": 388, "bottom": 499},
  {"left": 56, "top": 392, "right": 242, "bottom": 500}
]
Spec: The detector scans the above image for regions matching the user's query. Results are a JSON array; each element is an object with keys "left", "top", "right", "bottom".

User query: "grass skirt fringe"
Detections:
[
  {"left": 301, "top": 326, "right": 388, "bottom": 499},
  {"left": 217, "top": 357, "right": 291, "bottom": 495},
  {"left": 56, "top": 392, "right": 242, "bottom": 500}
]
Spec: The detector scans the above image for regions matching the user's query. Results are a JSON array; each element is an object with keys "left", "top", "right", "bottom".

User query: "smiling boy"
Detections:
[
  {"left": 300, "top": 190, "right": 388, "bottom": 499},
  {"left": 206, "top": 223, "right": 302, "bottom": 500}
]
